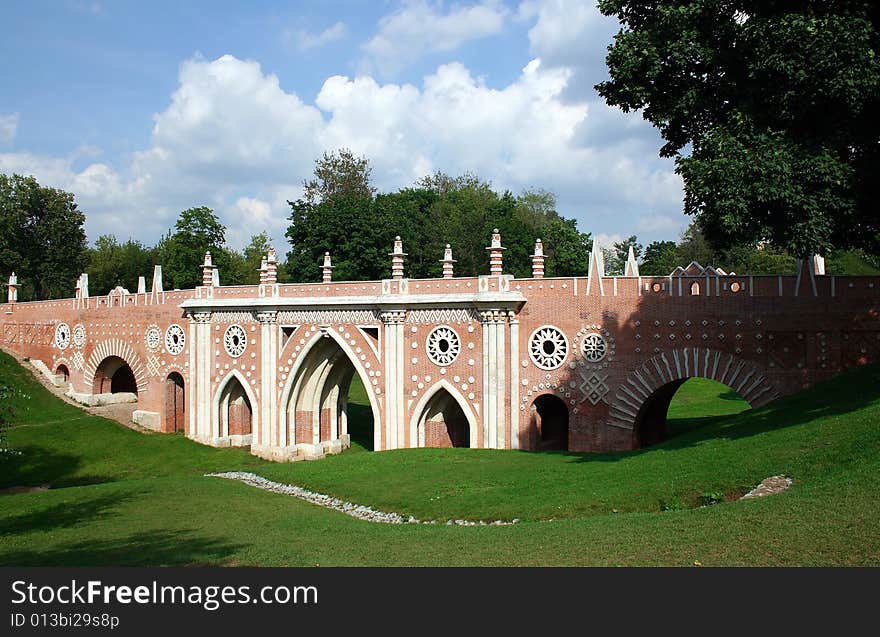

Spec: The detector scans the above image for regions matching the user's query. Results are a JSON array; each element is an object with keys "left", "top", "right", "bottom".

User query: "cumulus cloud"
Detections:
[
  {"left": 0, "top": 113, "right": 19, "bottom": 146},
  {"left": 286, "top": 21, "right": 347, "bottom": 51},
  {"left": 361, "top": 0, "right": 509, "bottom": 77},
  {"left": 1, "top": 39, "right": 685, "bottom": 251}
]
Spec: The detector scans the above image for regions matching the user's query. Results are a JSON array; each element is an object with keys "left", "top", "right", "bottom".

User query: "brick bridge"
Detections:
[{"left": 2, "top": 232, "right": 878, "bottom": 461}]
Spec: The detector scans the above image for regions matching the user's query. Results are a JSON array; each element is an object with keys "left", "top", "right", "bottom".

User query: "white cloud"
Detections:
[
  {"left": 287, "top": 21, "right": 347, "bottom": 51},
  {"left": 0, "top": 113, "right": 19, "bottom": 146},
  {"left": 1, "top": 45, "right": 684, "bottom": 252},
  {"left": 362, "top": 0, "right": 509, "bottom": 77}
]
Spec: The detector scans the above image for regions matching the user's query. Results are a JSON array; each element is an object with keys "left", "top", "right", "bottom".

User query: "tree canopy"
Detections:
[
  {"left": 596, "top": 1, "right": 880, "bottom": 257},
  {"left": 0, "top": 173, "right": 88, "bottom": 300},
  {"left": 285, "top": 150, "right": 592, "bottom": 282}
]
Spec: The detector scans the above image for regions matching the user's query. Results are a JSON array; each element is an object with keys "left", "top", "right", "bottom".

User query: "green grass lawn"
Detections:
[{"left": 1, "top": 350, "right": 878, "bottom": 566}]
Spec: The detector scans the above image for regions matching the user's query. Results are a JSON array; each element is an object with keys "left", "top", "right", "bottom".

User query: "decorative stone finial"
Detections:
[
  {"left": 485, "top": 229, "right": 506, "bottom": 275},
  {"left": 389, "top": 236, "right": 407, "bottom": 280},
  {"left": 812, "top": 254, "right": 826, "bottom": 276},
  {"left": 531, "top": 239, "right": 545, "bottom": 279},
  {"left": 440, "top": 244, "right": 456, "bottom": 278},
  {"left": 321, "top": 252, "right": 334, "bottom": 283},
  {"left": 7, "top": 272, "right": 18, "bottom": 304},
  {"left": 259, "top": 257, "right": 268, "bottom": 285},
  {"left": 265, "top": 247, "right": 278, "bottom": 284},
  {"left": 202, "top": 251, "right": 215, "bottom": 287},
  {"left": 137, "top": 276, "right": 146, "bottom": 294}
]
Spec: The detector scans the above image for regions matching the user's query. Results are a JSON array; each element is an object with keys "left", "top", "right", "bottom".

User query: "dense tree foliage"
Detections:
[
  {"left": 597, "top": 1, "right": 880, "bottom": 257},
  {"left": 285, "top": 151, "right": 592, "bottom": 282},
  {"left": 0, "top": 173, "right": 88, "bottom": 300},
  {"left": 87, "top": 235, "right": 155, "bottom": 295}
]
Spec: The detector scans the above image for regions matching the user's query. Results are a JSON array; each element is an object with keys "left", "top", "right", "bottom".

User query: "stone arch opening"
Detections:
[
  {"left": 531, "top": 394, "right": 569, "bottom": 450},
  {"left": 165, "top": 372, "right": 185, "bottom": 433},
  {"left": 690, "top": 281, "right": 701, "bottom": 296},
  {"left": 92, "top": 356, "right": 138, "bottom": 395},
  {"left": 416, "top": 387, "right": 470, "bottom": 448},
  {"left": 218, "top": 375, "right": 252, "bottom": 439},
  {"left": 634, "top": 378, "right": 749, "bottom": 447},
  {"left": 284, "top": 334, "right": 374, "bottom": 452},
  {"left": 55, "top": 364, "right": 70, "bottom": 385}
]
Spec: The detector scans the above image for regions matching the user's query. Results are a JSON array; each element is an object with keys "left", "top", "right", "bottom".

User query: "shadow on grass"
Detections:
[
  {"left": 0, "top": 445, "right": 116, "bottom": 490},
  {"left": 0, "top": 446, "right": 82, "bottom": 489},
  {"left": 0, "top": 490, "right": 144, "bottom": 536},
  {"left": 0, "top": 530, "right": 245, "bottom": 567}
]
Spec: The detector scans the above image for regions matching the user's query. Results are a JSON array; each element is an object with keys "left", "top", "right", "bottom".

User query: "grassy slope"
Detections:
[{"left": 1, "top": 351, "right": 878, "bottom": 566}]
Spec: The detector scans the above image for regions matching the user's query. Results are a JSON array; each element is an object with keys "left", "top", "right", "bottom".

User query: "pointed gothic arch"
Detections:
[
  {"left": 409, "top": 379, "right": 479, "bottom": 449},
  {"left": 212, "top": 369, "right": 259, "bottom": 445},
  {"left": 279, "top": 329, "right": 381, "bottom": 451}
]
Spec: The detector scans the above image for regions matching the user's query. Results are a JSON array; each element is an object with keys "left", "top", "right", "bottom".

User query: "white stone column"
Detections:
[
  {"left": 508, "top": 310, "right": 519, "bottom": 449},
  {"left": 480, "top": 310, "right": 507, "bottom": 449},
  {"left": 380, "top": 310, "right": 406, "bottom": 450},
  {"left": 191, "top": 311, "right": 213, "bottom": 442},
  {"left": 257, "top": 311, "right": 278, "bottom": 452}
]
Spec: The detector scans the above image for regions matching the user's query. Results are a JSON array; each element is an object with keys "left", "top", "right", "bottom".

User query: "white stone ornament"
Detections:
[
  {"left": 224, "top": 324, "right": 248, "bottom": 358},
  {"left": 72, "top": 324, "right": 86, "bottom": 348},
  {"left": 581, "top": 333, "right": 607, "bottom": 362},
  {"left": 528, "top": 326, "right": 568, "bottom": 370},
  {"left": 426, "top": 325, "right": 461, "bottom": 366},
  {"left": 54, "top": 323, "right": 71, "bottom": 350},
  {"left": 165, "top": 324, "right": 186, "bottom": 356},
  {"left": 145, "top": 326, "right": 161, "bottom": 351}
]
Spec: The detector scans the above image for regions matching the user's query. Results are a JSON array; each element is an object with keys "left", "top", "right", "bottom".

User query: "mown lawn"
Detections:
[{"left": 1, "top": 350, "right": 878, "bottom": 566}]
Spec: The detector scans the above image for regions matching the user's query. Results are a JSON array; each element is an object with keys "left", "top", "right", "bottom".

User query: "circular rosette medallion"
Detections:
[
  {"left": 426, "top": 325, "right": 461, "bottom": 366},
  {"left": 528, "top": 326, "right": 568, "bottom": 370},
  {"left": 224, "top": 324, "right": 247, "bottom": 358},
  {"left": 165, "top": 324, "right": 186, "bottom": 356},
  {"left": 54, "top": 323, "right": 71, "bottom": 350}
]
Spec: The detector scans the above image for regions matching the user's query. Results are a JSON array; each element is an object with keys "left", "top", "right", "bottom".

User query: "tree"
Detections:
[
  {"left": 303, "top": 148, "right": 376, "bottom": 204},
  {"left": 0, "top": 173, "right": 88, "bottom": 300},
  {"left": 641, "top": 240, "right": 678, "bottom": 275},
  {"left": 604, "top": 235, "right": 643, "bottom": 275},
  {"left": 596, "top": 2, "right": 880, "bottom": 257},
  {"left": 157, "top": 207, "right": 227, "bottom": 289},
  {"left": 87, "top": 235, "right": 155, "bottom": 295}
]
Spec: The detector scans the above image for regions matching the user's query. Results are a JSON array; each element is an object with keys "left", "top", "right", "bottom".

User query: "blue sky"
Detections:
[{"left": 1, "top": 1, "right": 686, "bottom": 251}]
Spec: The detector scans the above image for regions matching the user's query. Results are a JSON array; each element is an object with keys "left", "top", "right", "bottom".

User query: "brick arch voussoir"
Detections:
[
  {"left": 607, "top": 347, "right": 778, "bottom": 431},
  {"left": 84, "top": 338, "right": 149, "bottom": 393}
]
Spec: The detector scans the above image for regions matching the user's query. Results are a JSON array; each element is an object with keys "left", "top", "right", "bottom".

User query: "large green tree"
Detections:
[
  {"left": 0, "top": 173, "right": 88, "bottom": 300},
  {"left": 596, "top": 1, "right": 880, "bottom": 257},
  {"left": 155, "top": 206, "right": 227, "bottom": 290}
]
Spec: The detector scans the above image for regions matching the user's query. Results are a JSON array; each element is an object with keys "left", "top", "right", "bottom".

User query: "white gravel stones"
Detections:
[
  {"left": 740, "top": 475, "right": 793, "bottom": 500},
  {"left": 207, "top": 471, "right": 519, "bottom": 527}
]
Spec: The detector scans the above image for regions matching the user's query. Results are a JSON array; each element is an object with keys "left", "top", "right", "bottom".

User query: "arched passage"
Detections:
[
  {"left": 608, "top": 348, "right": 778, "bottom": 448},
  {"left": 165, "top": 372, "right": 185, "bottom": 433},
  {"left": 55, "top": 364, "right": 70, "bottom": 385},
  {"left": 92, "top": 356, "right": 138, "bottom": 395},
  {"left": 218, "top": 375, "right": 252, "bottom": 439},
  {"left": 416, "top": 387, "right": 470, "bottom": 448},
  {"left": 531, "top": 394, "right": 569, "bottom": 450},
  {"left": 282, "top": 333, "right": 376, "bottom": 452}
]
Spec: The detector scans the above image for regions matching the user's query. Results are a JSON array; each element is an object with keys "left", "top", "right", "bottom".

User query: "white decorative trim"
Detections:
[
  {"left": 84, "top": 339, "right": 149, "bottom": 392},
  {"left": 277, "top": 309, "right": 380, "bottom": 325},
  {"left": 407, "top": 308, "right": 479, "bottom": 324}
]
